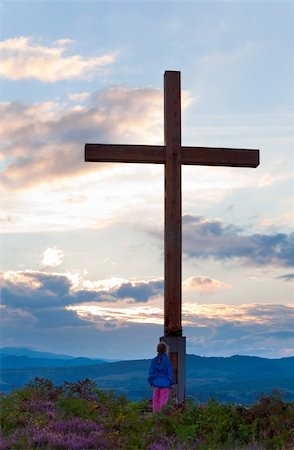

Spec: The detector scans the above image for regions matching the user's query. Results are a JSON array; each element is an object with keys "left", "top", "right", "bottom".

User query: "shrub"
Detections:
[{"left": 1, "top": 379, "right": 293, "bottom": 450}]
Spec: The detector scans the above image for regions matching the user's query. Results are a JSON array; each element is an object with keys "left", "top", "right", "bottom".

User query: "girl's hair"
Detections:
[
  {"left": 157, "top": 342, "right": 168, "bottom": 364},
  {"left": 157, "top": 342, "right": 167, "bottom": 355}
]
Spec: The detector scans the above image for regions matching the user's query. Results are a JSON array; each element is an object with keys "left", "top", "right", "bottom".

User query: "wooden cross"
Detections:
[{"left": 85, "top": 71, "right": 259, "bottom": 401}]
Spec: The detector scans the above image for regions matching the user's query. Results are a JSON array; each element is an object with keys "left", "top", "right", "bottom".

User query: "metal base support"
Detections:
[{"left": 160, "top": 335, "right": 186, "bottom": 404}]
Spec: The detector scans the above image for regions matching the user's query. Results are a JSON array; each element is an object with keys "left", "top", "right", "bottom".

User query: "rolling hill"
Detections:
[{"left": 1, "top": 348, "right": 293, "bottom": 404}]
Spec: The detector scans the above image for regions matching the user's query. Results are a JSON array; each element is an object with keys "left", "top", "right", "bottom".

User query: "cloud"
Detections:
[
  {"left": 41, "top": 247, "right": 64, "bottom": 267},
  {"left": 0, "top": 37, "right": 115, "bottom": 82},
  {"left": 183, "top": 302, "right": 293, "bottom": 325},
  {"left": 69, "top": 302, "right": 294, "bottom": 357},
  {"left": 1, "top": 271, "right": 74, "bottom": 309},
  {"left": 1, "top": 270, "right": 293, "bottom": 358},
  {"left": 0, "top": 87, "right": 163, "bottom": 191},
  {"left": 0, "top": 271, "right": 164, "bottom": 336},
  {"left": 276, "top": 273, "right": 294, "bottom": 282},
  {"left": 82, "top": 275, "right": 226, "bottom": 302},
  {"left": 183, "top": 303, "right": 294, "bottom": 358},
  {"left": 68, "top": 92, "right": 91, "bottom": 103},
  {"left": 183, "top": 275, "right": 232, "bottom": 294},
  {"left": 108, "top": 279, "right": 164, "bottom": 302},
  {"left": 147, "top": 215, "right": 294, "bottom": 268},
  {"left": 0, "top": 304, "right": 34, "bottom": 322},
  {"left": 0, "top": 271, "right": 163, "bottom": 316},
  {"left": 181, "top": 215, "right": 294, "bottom": 267},
  {"left": 0, "top": 271, "right": 120, "bottom": 313},
  {"left": 67, "top": 304, "right": 164, "bottom": 330}
]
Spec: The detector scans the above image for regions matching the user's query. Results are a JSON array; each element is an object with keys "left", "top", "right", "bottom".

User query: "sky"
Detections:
[{"left": 0, "top": 0, "right": 293, "bottom": 361}]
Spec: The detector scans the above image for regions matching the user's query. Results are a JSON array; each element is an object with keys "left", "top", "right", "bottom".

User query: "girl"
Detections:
[{"left": 148, "top": 341, "right": 174, "bottom": 412}]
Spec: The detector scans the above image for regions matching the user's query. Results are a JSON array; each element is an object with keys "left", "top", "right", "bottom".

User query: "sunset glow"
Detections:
[{"left": 1, "top": 1, "right": 293, "bottom": 359}]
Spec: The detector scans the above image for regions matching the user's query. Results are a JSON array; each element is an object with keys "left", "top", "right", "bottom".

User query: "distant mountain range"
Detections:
[
  {"left": 0, "top": 347, "right": 113, "bottom": 369},
  {"left": 1, "top": 347, "right": 293, "bottom": 405},
  {"left": 1, "top": 347, "right": 77, "bottom": 360}
]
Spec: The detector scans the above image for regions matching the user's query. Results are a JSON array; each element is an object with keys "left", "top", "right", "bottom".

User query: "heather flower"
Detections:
[
  {"left": 1, "top": 381, "right": 293, "bottom": 450},
  {"left": 148, "top": 444, "right": 167, "bottom": 450},
  {"left": 29, "top": 430, "right": 108, "bottom": 449},
  {"left": 0, "top": 434, "right": 8, "bottom": 450},
  {"left": 28, "top": 398, "right": 56, "bottom": 420},
  {"left": 148, "top": 437, "right": 186, "bottom": 450},
  {"left": 23, "top": 418, "right": 107, "bottom": 449},
  {"left": 52, "top": 417, "right": 104, "bottom": 434}
]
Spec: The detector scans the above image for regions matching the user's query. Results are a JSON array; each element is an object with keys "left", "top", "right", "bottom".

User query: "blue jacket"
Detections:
[{"left": 148, "top": 353, "right": 174, "bottom": 388}]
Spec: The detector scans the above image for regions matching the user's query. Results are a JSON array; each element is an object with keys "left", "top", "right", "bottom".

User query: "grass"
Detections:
[{"left": 0, "top": 378, "right": 293, "bottom": 449}]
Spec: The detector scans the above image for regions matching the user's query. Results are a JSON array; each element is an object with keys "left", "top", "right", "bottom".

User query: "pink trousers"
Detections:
[{"left": 152, "top": 387, "right": 170, "bottom": 412}]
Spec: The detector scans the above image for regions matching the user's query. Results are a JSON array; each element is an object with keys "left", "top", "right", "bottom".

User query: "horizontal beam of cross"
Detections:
[{"left": 85, "top": 143, "right": 259, "bottom": 168}]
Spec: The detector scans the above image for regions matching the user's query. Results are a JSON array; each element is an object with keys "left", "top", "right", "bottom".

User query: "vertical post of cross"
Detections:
[
  {"left": 164, "top": 71, "right": 182, "bottom": 336},
  {"left": 162, "top": 71, "right": 186, "bottom": 404}
]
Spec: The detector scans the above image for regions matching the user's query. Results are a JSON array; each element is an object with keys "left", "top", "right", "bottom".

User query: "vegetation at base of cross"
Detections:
[{"left": 1, "top": 378, "right": 293, "bottom": 450}]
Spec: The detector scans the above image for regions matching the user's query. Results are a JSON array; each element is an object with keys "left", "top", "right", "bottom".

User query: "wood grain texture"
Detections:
[
  {"left": 85, "top": 144, "right": 259, "bottom": 168},
  {"left": 164, "top": 71, "right": 182, "bottom": 337},
  {"left": 85, "top": 144, "right": 164, "bottom": 164}
]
